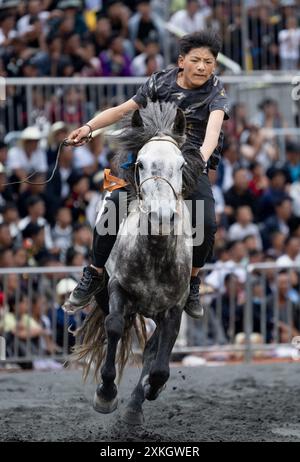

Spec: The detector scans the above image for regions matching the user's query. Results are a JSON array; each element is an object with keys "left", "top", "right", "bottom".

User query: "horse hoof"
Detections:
[
  {"left": 93, "top": 391, "right": 118, "bottom": 414},
  {"left": 122, "top": 408, "right": 144, "bottom": 426},
  {"left": 144, "top": 383, "right": 166, "bottom": 401}
]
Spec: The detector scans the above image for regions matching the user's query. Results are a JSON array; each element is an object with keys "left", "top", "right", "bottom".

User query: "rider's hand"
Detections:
[{"left": 65, "top": 125, "right": 91, "bottom": 146}]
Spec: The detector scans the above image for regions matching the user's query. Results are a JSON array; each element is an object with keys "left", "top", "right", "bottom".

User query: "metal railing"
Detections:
[
  {"left": 1, "top": 74, "right": 299, "bottom": 140},
  {"left": 1, "top": 262, "right": 300, "bottom": 366}
]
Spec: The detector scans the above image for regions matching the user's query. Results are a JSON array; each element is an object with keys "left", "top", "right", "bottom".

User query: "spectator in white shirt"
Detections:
[
  {"left": 278, "top": 16, "right": 300, "bottom": 71},
  {"left": 169, "top": 0, "right": 211, "bottom": 34},
  {"left": 228, "top": 206, "right": 263, "bottom": 250},
  {"left": 276, "top": 236, "right": 300, "bottom": 267},
  {"left": 7, "top": 126, "right": 47, "bottom": 180},
  {"left": 130, "top": 39, "right": 164, "bottom": 76}
]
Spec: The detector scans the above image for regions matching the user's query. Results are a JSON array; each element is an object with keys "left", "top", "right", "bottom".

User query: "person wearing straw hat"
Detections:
[{"left": 6, "top": 126, "right": 47, "bottom": 180}]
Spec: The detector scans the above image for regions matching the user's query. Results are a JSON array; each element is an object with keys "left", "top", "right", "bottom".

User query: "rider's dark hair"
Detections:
[{"left": 179, "top": 30, "right": 221, "bottom": 58}]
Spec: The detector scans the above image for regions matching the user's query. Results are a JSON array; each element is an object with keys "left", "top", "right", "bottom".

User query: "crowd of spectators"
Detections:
[
  {"left": 1, "top": 0, "right": 300, "bottom": 364},
  {"left": 0, "top": 0, "right": 300, "bottom": 79}
]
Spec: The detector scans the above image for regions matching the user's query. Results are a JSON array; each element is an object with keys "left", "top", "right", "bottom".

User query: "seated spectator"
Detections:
[
  {"left": 281, "top": 141, "right": 300, "bottom": 183},
  {"left": 18, "top": 195, "right": 53, "bottom": 250},
  {"left": 46, "top": 121, "right": 69, "bottom": 167},
  {"left": 268, "top": 231, "right": 286, "bottom": 259},
  {"left": 276, "top": 236, "right": 300, "bottom": 267},
  {"left": 205, "top": 240, "right": 248, "bottom": 292},
  {"left": 17, "top": 171, "right": 47, "bottom": 218},
  {"left": 240, "top": 124, "right": 278, "bottom": 170},
  {"left": 105, "top": 0, "right": 130, "bottom": 39},
  {"left": 51, "top": 207, "right": 73, "bottom": 261},
  {"left": 68, "top": 222, "right": 93, "bottom": 263},
  {"left": 0, "top": 202, "right": 20, "bottom": 241},
  {"left": 0, "top": 163, "right": 15, "bottom": 215},
  {"left": 3, "top": 291, "right": 46, "bottom": 368},
  {"left": 56, "top": 0, "right": 88, "bottom": 39},
  {"left": 211, "top": 273, "right": 245, "bottom": 341},
  {"left": 49, "top": 278, "right": 83, "bottom": 352},
  {"left": 248, "top": 162, "right": 269, "bottom": 198},
  {"left": 0, "top": 7, "right": 17, "bottom": 46},
  {"left": 6, "top": 126, "right": 47, "bottom": 179},
  {"left": 0, "top": 247, "right": 14, "bottom": 267},
  {"left": 216, "top": 139, "right": 240, "bottom": 192},
  {"left": 258, "top": 168, "right": 290, "bottom": 221},
  {"left": 261, "top": 197, "right": 294, "bottom": 249},
  {"left": 129, "top": 0, "right": 165, "bottom": 54},
  {"left": 251, "top": 98, "right": 288, "bottom": 134},
  {"left": 275, "top": 270, "right": 300, "bottom": 343},
  {"left": 22, "top": 222, "right": 50, "bottom": 266},
  {"left": 73, "top": 128, "right": 104, "bottom": 174},
  {"left": 45, "top": 143, "right": 75, "bottom": 222},
  {"left": 99, "top": 33, "right": 132, "bottom": 76},
  {"left": 225, "top": 102, "right": 249, "bottom": 141},
  {"left": 228, "top": 206, "right": 263, "bottom": 250},
  {"left": 13, "top": 246, "right": 29, "bottom": 267},
  {"left": 31, "top": 292, "right": 61, "bottom": 355},
  {"left": 130, "top": 38, "right": 164, "bottom": 76},
  {"left": 49, "top": 86, "right": 85, "bottom": 127},
  {"left": 92, "top": 14, "right": 112, "bottom": 56},
  {"left": 224, "top": 167, "right": 256, "bottom": 224},
  {"left": 0, "top": 222, "right": 13, "bottom": 251},
  {"left": 64, "top": 172, "right": 91, "bottom": 223}
]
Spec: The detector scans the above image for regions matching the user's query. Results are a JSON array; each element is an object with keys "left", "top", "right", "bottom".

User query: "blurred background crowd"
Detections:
[{"left": 1, "top": 0, "right": 300, "bottom": 366}]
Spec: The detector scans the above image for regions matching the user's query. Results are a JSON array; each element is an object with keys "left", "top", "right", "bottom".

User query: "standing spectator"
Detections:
[
  {"left": 169, "top": 0, "right": 210, "bottom": 34},
  {"left": 278, "top": 16, "right": 300, "bottom": 70}
]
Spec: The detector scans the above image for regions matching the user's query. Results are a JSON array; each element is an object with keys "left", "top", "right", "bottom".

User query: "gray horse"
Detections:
[{"left": 72, "top": 101, "right": 203, "bottom": 425}]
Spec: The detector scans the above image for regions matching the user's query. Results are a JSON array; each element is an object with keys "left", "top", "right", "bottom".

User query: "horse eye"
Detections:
[
  {"left": 138, "top": 161, "right": 144, "bottom": 170},
  {"left": 180, "top": 161, "right": 186, "bottom": 170}
]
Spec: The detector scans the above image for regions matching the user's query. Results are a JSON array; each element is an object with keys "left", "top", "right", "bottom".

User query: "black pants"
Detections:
[{"left": 92, "top": 172, "right": 217, "bottom": 268}]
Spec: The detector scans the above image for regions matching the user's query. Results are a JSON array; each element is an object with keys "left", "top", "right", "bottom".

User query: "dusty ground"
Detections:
[{"left": 1, "top": 363, "right": 300, "bottom": 442}]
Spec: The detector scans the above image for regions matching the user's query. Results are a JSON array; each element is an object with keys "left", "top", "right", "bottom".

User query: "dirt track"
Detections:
[{"left": 1, "top": 363, "right": 300, "bottom": 442}]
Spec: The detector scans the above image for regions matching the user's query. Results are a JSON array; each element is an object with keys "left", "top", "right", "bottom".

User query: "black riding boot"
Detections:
[
  {"left": 184, "top": 275, "right": 204, "bottom": 319},
  {"left": 63, "top": 266, "right": 106, "bottom": 313}
]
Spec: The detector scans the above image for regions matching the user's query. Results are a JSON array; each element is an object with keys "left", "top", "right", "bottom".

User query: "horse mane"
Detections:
[{"left": 110, "top": 101, "right": 204, "bottom": 197}]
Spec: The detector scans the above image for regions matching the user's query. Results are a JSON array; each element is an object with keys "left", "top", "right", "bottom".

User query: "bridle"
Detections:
[{"left": 133, "top": 136, "right": 184, "bottom": 208}]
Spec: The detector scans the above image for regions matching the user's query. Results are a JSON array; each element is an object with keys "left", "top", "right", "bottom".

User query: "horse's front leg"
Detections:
[
  {"left": 93, "top": 277, "right": 126, "bottom": 414},
  {"left": 144, "top": 306, "right": 182, "bottom": 401},
  {"left": 123, "top": 328, "right": 160, "bottom": 425}
]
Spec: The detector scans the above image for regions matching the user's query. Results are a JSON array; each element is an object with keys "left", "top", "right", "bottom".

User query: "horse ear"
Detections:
[
  {"left": 173, "top": 108, "right": 186, "bottom": 136},
  {"left": 131, "top": 110, "right": 144, "bottom": 128}
]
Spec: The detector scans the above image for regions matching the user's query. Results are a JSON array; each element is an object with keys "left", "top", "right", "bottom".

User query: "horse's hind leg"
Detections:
[
  {"left": 144, "top": 306, "right": 182, "bottom": 401},
  {"left": 123, "top": 328, "right": 160, "bottom": 425},
  {"left": 93, "top": 278, "right": 126, "bottom": 414}
]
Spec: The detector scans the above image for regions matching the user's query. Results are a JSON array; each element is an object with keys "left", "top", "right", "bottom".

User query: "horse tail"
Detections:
[
  {"left": 70, "top": 298, "right": 107, "bottom": 383},
  {"left": 70, "top": 300, "right": 148, "bottom": 384}
]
